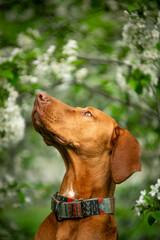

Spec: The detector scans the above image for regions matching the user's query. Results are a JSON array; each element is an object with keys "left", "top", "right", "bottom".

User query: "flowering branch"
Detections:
[
  {"left": 134, "top": 179, "right": 160, "bottom": 226},
  {"left": 74, "top": 79, "right": 158, "bottom": 119},
  {"left": 78, "top": 54, "right": 160, "bottom": 124},
  {"left": 78, "top": 56, "right": 132, "bottom": 69}
]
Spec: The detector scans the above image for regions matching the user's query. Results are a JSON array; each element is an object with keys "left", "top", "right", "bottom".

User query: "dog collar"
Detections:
[{"left": 51, "top": 192, "right": 115, "bottom": 221}]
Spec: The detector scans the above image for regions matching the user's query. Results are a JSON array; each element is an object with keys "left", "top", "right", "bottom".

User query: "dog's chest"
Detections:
[{"left": 55, "top": 216, "right": 118, "bottom": 240}]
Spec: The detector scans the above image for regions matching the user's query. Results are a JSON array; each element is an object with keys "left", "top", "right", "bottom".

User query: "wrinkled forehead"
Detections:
[
  {"left": 76, "top": 106, "right": 118, "bottom": 130},
  {"left": 85, "top": 106, "right": 118, "bottom": 139}
]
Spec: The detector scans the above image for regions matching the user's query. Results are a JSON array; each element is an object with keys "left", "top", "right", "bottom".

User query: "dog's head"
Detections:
[{"left": 32, "top": 92, "right": 141, "bottom": 184}]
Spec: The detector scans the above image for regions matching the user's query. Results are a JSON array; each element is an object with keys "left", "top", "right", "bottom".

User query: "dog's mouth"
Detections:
[{"left": 32, "top": 110, "right": 67, "bottom": 146}]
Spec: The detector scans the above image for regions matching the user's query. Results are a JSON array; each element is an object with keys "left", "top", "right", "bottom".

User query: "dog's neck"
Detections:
[{"left": 58, "top": 147, "right": 115, "bottom": 200}]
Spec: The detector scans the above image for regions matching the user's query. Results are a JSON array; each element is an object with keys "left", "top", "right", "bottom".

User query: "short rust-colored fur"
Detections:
[{"left": 32, "top": 93, "right": 141, "bottom": 240}]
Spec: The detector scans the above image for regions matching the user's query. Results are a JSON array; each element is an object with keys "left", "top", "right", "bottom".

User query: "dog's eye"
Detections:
[{"left": 85, "top": 112, "right": 92, "bottom": 116}]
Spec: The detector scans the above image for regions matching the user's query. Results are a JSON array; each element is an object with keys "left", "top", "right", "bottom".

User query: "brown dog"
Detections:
[{"left": 32, "top": 92, "right": 141, "bottom": 240}]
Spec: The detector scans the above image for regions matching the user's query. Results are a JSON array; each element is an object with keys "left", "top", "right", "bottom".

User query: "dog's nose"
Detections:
[{"left": 36, "top": 92, "right": 50, "bottom": 103}]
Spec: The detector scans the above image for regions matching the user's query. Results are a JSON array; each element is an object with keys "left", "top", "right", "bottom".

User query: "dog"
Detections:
[{"left": 32, "top": 92, "right": 141, "bottom": 240}]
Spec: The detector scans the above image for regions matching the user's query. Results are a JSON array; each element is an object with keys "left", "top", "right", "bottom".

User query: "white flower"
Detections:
[
  {"left": 156, "top": 179, "right": 160, "bottom": 187},
  {"left": 136, "top": 22, "right": 145, "bottom": 29},
  {"left": 20, "top": 75, "right": 38, "bottom": 84},
  {"left": 135, "top": 189, "right": 148, "bottom": 207},
  {"left": 116, "top": 67, "right": 127, "bottom": 88},
  {"left": 75, "top": 68, "right": 88, "bottom": 80},
  {"left": 0, "top": 81, "right": 25, "bottom": 151},
  {"left": 122, "top": 10, "right": 160, "bottom": 49},
  {"left": 140, "top": 190, "right": 146, "bottom": 196},
  {"left": 142, "top": 49, "right": 158, "bottom": 60},
  {"left": 66, "top": 39, "right": 78, "bottom": 49},
  {"left": 67, "top": 55, "right": 77, "bottom": 63},
  {"left": 0, "top": 47, "right": 22, "bottom": 63},
  {"left": 5, "top": 174, "right": 15, "bottom": 184},
  {"left": 17, "top": 33, "right": 34, "bottom": 50},
  {"left": 47, "top": 45, "right": 56, "bottom": 55},
  {"left": 149, "top": 184, "right": 159, "bottom": 196},
  {"left": 25, "top": 197, "right": 31, "bottom": 203},
  {"left": 155, "top": 179, "right": 160, "bottom": 196},
  {"left": 30, "top": 76, "right": 38, "bottom": 83},
  {"left": 136, "top": 195, "right": 148, "bottom": 207},
  {"left": 151, "top": 29, "right": 159, "bottom": 41},
  {"left": 19, "top": 38, "right": 80, "bottom": 85},
  {"left": 135, "top": 206, "right": 142, "bottom": 217},
  {"left": 148, "top": 179, "right": 160, "bottom": 199},
  {"left": 32, "top": 59, "right": 38, "bottom": 65},
  {"left": 27, "top": 28, "right": 40, "bottom": 38},
  {"left": 62, "top": 73, "right": 72, "bottom": 82},
  {"left": 50, "top": 59, "right": 75, "bottom": 82},
  {"left": 63, "top": 39, "right": 78, "bottom": 56},
  {"left": 11, "top": 48, "right": 22, "bottom": 58},
  {"left": 124, "top": 10, "right": 129, "bottom": 18}
]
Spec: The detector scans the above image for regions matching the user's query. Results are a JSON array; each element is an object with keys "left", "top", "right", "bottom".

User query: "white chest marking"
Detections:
[{"left": 66, "top": 186, "right": 75, "bottom": 198}]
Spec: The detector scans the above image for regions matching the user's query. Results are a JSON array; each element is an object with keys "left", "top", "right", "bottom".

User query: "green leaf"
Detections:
[
  {"left": 101, "top": 79, "right": 109, "bottom": 87},
  {"left": 21, "top": 183, "right": 32, "bottom": 189},
  {"left": 0, "top": 88, "right": 9, "bottom": 107},
  {"left": 141, "top": 75, "right": 151, "bottom": 85},
  {"left": 135, "top": 84, "right": 143, "bottom": 94},
  {"left": 156, "top": 41, "right": 160, "bottom": 50},
  {"left": 72, "top": 59, "right": 85, "bottom": 65},
  {"left": 151, "top": 211, "right": 160, "bottom": 222},
  {"left": 0, "top": 131, "right": 6, "bottom": 138},
  {"left": 128, "top": 78, "right": 138, "bottom": 89},
  {"left": 148, "top": 214, "right": 156, "bottom": 226},
  {"left": 7, "top": 76, "right": 19, "bottom": 87},
  {"left": 26, "top": 50, "right": 38, "bottom": 59},
  {"left": 127, "top": 5, "right": 140, "bottom": 12},
  {"left": 74, "top": 85, "right": 84, "bottom": 93},
  {"left": 128, "top": 68, "right": 151, "bottom": 95},
  {"left": 19, "top": 85, "right": 32, "bottom": 93},
  {"left": 19, "top": 83, "right": 41, "bottom": 93},
  {"left": 31, "top": 83, "right": 41, "bottom": 90},
  {"left": 0, "top": 70, "right": 14, "bottom": 79},
  {"left": 143, "top": 209, "right": 150, "bottom": 215},
  {"left": 8, "top": 181, "right": 18, "bottom": 189},
  {"left": 143, "top": 195, "right": 153, "bottom": 206},
  {"left": 17, "top": 190, "right": 25, "bottom": 204}
]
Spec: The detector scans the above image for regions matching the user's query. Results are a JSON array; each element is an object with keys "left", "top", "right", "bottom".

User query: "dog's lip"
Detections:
[
  {"left": 48, "top": 131, "right": 66, "bottom": 144},
  {"left": 32, "top": 111, "right": 43, "bottom": 127},
  {"left": 53, "top": 134, "right": 66, "bottom": 144},
  {"left": 32, "top": 109, "right": 67, "bottom": 145}
]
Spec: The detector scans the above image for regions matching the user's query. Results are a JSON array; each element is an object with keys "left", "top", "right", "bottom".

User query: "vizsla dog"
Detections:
[{"left": 32, "top": 92, "right": 141, "bottom": 240}]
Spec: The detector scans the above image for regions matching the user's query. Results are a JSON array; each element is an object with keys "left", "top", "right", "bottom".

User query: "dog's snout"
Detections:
[{"left": 36, "top": 92, "right": 50, "bottom": 103}]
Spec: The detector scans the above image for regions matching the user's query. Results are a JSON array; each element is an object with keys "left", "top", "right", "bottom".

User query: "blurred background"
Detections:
[{"left": 0, "top": 0, "right": 160, "bottom": 239}]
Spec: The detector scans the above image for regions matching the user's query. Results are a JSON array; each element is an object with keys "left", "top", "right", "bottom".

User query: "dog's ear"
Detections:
[{"left": 110, "top": 126, "right": 141, "bottom": 184}]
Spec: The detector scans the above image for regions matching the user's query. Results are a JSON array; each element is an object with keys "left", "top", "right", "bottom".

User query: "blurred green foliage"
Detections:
[{"left": 0, "top": 0, "right": 160, "bottom": 239}]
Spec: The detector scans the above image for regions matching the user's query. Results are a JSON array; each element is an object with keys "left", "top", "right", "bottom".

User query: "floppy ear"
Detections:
[{"left": 110, "top": 126, "right": 141, "bottom": 184}]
